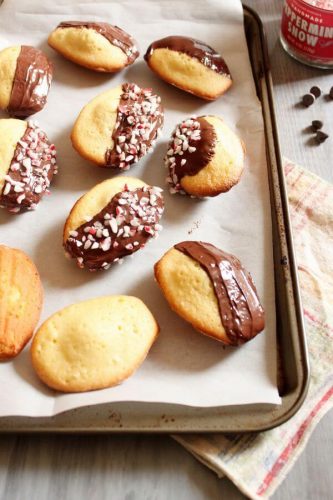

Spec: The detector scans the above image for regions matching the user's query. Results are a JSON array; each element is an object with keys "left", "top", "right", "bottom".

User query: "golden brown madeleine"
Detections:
[
  {"left": 71, "top": 83, "right": 164, "bottom": 169},
  {"left": 0, "top": 245, "right": 43, "bottom": 359},
  {"left": 63, "top": 177, "right": 164, "bottom": 271},
  {"left": 165, "top": 115, "right": 244, "bottom": 197},
  {"left": 0, "top": 45, "right": 53, "bottom": 117},
  {"left": 155, "top": 241, "right": 265, "bottom": 346},
  {"left": 0, "top": 119, "right": 58, "bottom": 214},
  {"left": 48, "top": 21, "right": 139, "bottom": 72},
  {"left": 31, "top": 296, "right": 159, "bottom": 393},
  {"left": 144, "top": 36, "right": 232, "bottom": 100}
]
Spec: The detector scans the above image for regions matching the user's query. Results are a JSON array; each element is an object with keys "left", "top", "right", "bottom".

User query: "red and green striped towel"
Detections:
[{"left": 175, "top": 160, "right": 333, "bottom": 499}]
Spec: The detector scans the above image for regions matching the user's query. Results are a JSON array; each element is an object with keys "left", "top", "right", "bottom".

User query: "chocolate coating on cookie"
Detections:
[
  {"left": 165, "top": 115, "right": 244, "bottom": 197},
  {"left": 174, "top": 241, "right": 265, "bottom": 345},
  {"left": 0, "top": 121, "right": 58, "bottom": 213},
  {"left": 8, "top": 46, "right": 53, "bottom": 118},
  {"left": 165, "top": 116, "right": 216, "bottom": 194},
  {"left": 65, "top": 185, "right": 164, "bottom": 271},
  {"left": 58, "top": 21, "right": 139, "bottom": 64},
  {"left": 105, "top": 83, "right": 164, "bottom": 170},
  {"left": 145, "top": 36, "right": 231, "bottom": 76}
]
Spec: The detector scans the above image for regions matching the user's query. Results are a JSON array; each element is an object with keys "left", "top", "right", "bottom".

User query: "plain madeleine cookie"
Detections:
[
  {"left": 48, "top": 21, "right": 139, "bottom": 72},
  {"left": 0, "top": 45, "right": 53, "bottom": 117},
  {"left": 144, "top": 36, "right": 232, "bottom": 100},
  {"left": 31, "top": 296, "right": 159, "bottom": 393},
  {"left": 71, "top": 83, "right": 163, "bottom": 169},
  {"left": 165, "top": 115, "right": 245, "bottom": 197},
  {"left": 0, "top": 119, "right": 58, "bottom": 213},
  {"left": 155, "top": 241, "right": 265, "bottom": 346},
  {"left": 63, "top": 176, "right": 164, "bottom": 271},
  {"left": 0, "top": 245, "right": 43, "bottom": 359}
]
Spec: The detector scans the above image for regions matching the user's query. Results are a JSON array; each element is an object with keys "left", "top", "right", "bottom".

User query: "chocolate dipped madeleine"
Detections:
[
  {"left": 0, "top": 245, "right": 43, "bottom": 359},
  {"left": 0, "top": 46, "right": 53, "bottom": 117},
  {"left": 144, "top": 36, "right": 232, "bottom": 100},
  {"left": 64, "top": 177, "right": 164, "bottom": 271},
  {"left": 0, "top": 119, "right": 58, "bottom": 214},
  {"left": 154, "top": 241, "right": 265, "bottom": 346},
  {"left": 71, "top": 83, "right": 164, "bottom": 169},
  {"left": 165, "top": 115, "right": 244, "bottom": 197},
  {"left": 48, "top": 21, "right": 139, "bottom": 72}
]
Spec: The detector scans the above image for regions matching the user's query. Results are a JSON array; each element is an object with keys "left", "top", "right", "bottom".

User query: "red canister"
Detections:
[{"left": 280, "top": 0, "right": 333, "bottom": 68}]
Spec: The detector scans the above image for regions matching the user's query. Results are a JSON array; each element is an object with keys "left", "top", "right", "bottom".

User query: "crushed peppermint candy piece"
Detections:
[
  {"left": 65, "top": 184, "right": 164, "bottom": 271},
  {"left": 0, "top": 121, "right": 58, "bottom": 213},
  {"left": 105, "top": 83, "right": 164, "bottom": 170}
]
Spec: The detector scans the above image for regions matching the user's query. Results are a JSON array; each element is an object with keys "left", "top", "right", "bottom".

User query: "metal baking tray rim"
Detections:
[{"left": 0, "top": 4, "right": 310, "bottom": 434}]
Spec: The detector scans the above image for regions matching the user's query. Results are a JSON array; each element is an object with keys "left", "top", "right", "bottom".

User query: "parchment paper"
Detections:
[{"left": 0, "top": 0, "right": 281, "bottom": 417}]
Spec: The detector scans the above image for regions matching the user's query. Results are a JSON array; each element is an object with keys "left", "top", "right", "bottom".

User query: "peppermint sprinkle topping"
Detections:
[
  {"left": 0, "top": 121, "right": 58, "bottom": 213},
  {"left": 106, "top": 83, "right": 164, "bottom": 170},
  {"left": 165, "top": 117, "right": 202, "bottom": 194}
]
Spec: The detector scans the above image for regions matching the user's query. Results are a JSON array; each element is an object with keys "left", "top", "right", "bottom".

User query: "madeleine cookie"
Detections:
[
  {"left": 64, "top": 177, "right": 164, "bottom": 271},
  {"left": 31, "top": 296, "right": 158, "bottom": 392},
  {"left": 0, "top": 119, "right": 58, "bottom": 213},
  {"left": 0, "top": 45, "right": 53, "bottom": 117},
  {"left": 71, "top": 83, "right": 163, "bottom": 169},
  {"left": 155, "top": 241, "right": 265, "bottom": 346},
  {"left": 0, "top": 245, "right": 43, "bottom": 359},
  {"left": 165, "top": 116, "right": 244, "bottom": 197},
  {"left": 144, "top": 36, "right": 232, "bottom": 100},
  {"left": 48, "top": 21, "right": 139, "bottom": 72}
]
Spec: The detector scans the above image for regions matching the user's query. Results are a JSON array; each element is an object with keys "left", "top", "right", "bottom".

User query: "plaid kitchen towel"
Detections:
[{"left": 174, "top": 159, "right": 333, "bottom": 499}]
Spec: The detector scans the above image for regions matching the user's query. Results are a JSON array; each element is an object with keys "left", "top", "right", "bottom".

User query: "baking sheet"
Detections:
[{"left": 0, "top": 0, "right": 280, "bottom": 417}]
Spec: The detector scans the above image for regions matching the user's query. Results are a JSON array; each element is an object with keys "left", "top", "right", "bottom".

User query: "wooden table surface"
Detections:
[{"left": 1, "top": 1, "right": 332, "bottom": 499}]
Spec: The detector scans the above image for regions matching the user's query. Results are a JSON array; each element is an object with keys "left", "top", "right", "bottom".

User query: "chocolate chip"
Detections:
[
  {"left": 302, "top": 93, "right": 315, "bottom": 107},
  {"left": 280, "top": 256, "right": 288, "bottom": 265},
  {"left": 312, "top": 120, "right": 323, "bottom": 131},
  {"left": 310, "top": 86, "right": 321, "bottom": 98},
  {"left": 316, "top": 131, "right": 329, "bottom": 144},
  {"left": 329, "top": 87, "right": 333, "bottom": 99}
]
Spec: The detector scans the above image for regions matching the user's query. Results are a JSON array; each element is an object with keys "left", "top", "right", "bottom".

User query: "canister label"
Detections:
[{"left": 281, "top": 0, "right": 333, "bottom": 62}]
